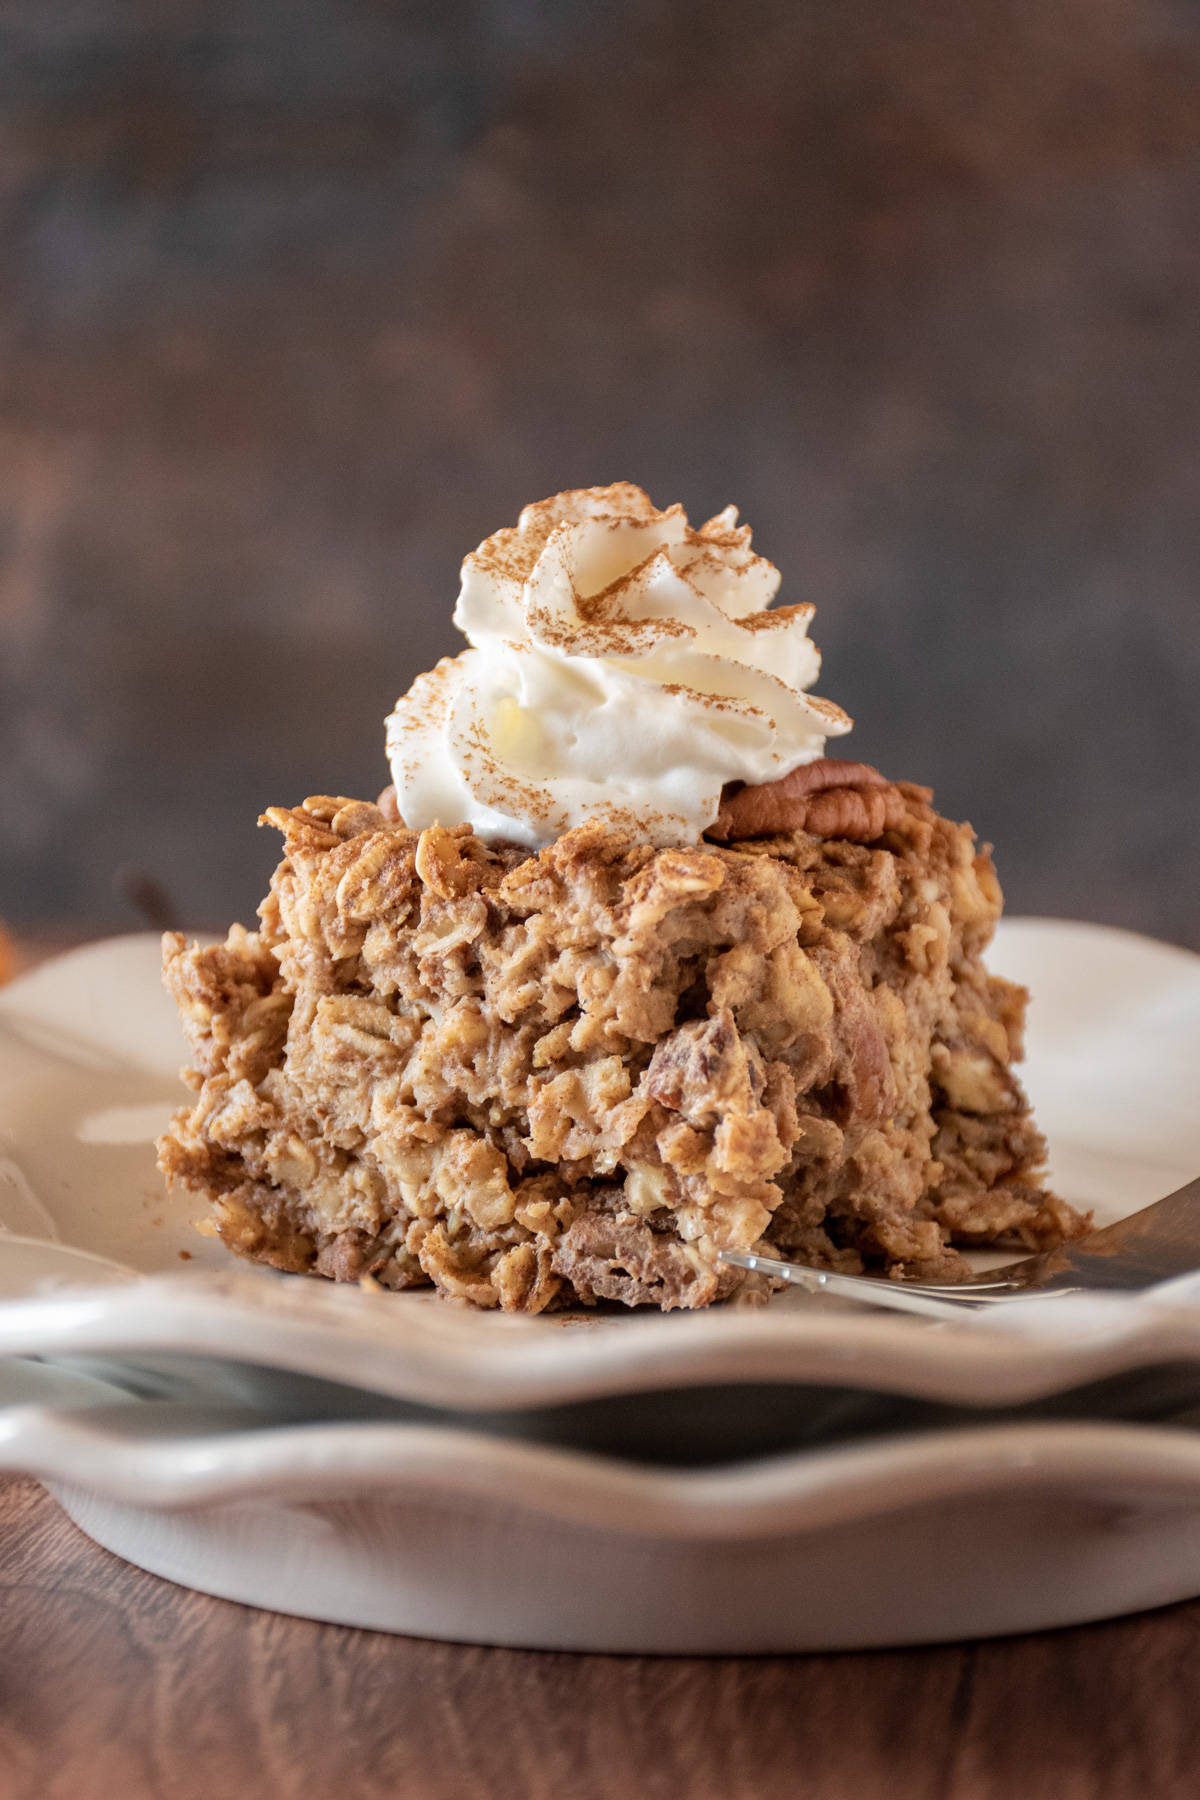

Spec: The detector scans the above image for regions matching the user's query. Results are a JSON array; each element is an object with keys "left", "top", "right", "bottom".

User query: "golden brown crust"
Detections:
[
  {"left": 157, "top": 781, "right": 1088, "bottom": 1311},
  {"left": 707, "top": 758, "right": 908, "bottom": 842}
]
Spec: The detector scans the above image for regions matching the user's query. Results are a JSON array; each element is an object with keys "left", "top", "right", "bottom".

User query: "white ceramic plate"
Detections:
[
  {"left": 3, "top": 922, "right": 1200, "bottom": 1650},
  {"left": 8, "top": 1356, "right": 1200, "bottom": 1651},
  {"left": 1, "top": 923, "right": 1199, "bottom": 1416}
]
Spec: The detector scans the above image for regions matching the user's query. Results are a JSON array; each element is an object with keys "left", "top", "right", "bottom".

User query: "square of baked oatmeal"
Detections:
[{"left": 158, "top": 781, "right": 1085, "bottom": 1311}]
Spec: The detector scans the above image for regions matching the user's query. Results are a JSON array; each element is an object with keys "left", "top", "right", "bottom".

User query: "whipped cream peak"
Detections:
[{"left": 386, "top": 483, "right": 852, "bottom": 849}]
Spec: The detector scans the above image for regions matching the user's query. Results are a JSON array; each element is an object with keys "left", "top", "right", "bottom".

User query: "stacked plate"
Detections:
[{"left": 1, "top": 923, "right": 1199, "bottom": 1653}]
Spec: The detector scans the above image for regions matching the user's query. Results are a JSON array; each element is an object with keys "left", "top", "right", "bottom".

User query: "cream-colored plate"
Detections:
[
  {"left": 1, "top": 923, "right": 1199, "bottom": 1411},
  {"left": 3, "top": 922, "right": 1200, "bottom": 1651},
  {"left": 7, "top": 1354, "right": 1200, "bottom": 1650}
]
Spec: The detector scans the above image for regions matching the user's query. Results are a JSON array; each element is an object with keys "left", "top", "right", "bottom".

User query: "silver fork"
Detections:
[{"left": 719, "top": 1173, "right": 1200, "bottom": 1320}]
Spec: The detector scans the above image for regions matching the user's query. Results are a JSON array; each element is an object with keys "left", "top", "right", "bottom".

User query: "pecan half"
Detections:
[
  {"left": 376, "top": 784, "right": 403, "bottom": 824},
  {"left": 707, "top": 758, "right": 907, "bottom": 843}
]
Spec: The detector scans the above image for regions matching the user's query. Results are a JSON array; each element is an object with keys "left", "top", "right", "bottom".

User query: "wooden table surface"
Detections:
[{"left": 3, "top": 1476, "right": 1200, "bottom": 1799}]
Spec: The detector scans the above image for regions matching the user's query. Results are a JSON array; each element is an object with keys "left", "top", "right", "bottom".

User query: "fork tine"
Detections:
[
  {"left": 721, "top": 1171, "right": 1200, "bottom": 1311},
  {"left": 718, "top": 1250, "right": 974, "bottom": 1319},
  {"left": 717, "top": 1248, "right": 1078, "bottom": 1318}
]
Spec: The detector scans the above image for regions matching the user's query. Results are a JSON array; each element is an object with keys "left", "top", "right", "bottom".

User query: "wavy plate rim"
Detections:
[{"left": 5, "top": 1404, "right": 1200, "bottom": 1540}]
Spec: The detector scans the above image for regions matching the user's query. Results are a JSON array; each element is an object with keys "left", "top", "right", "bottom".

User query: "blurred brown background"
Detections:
[{"left": 1, "top": 0, "right": 1197, "bottom": 945}]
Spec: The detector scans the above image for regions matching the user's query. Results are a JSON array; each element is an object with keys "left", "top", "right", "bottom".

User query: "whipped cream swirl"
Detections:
[{"left": 386, "top": 483, "right": 851, "bottom": 848}]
